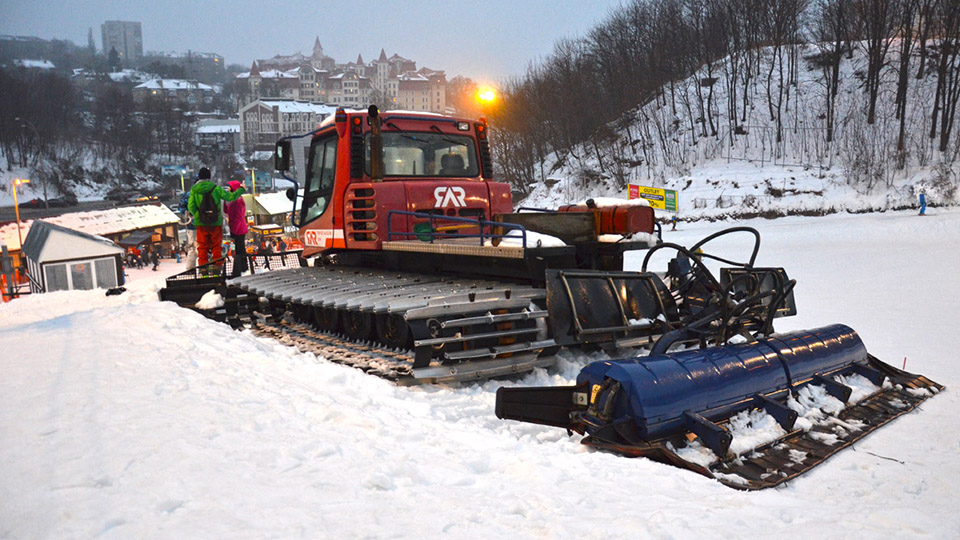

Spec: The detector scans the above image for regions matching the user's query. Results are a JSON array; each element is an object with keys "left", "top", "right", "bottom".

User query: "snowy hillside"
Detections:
[
  {"left": 522, "top": 43, "right": 958, "bottom": 219},
  {"left": 2, "top": 210, "right": 958, "bottom": 539}
]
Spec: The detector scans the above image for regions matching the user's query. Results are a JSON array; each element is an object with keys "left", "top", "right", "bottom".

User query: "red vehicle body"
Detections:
[{"left": 295, "top": 109, "right": 510, "bottom": 258}]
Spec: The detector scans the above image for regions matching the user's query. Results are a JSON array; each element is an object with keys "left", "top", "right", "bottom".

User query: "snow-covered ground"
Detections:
[{"left": 1, "top": 210, "right": 958, "bottom": 539}]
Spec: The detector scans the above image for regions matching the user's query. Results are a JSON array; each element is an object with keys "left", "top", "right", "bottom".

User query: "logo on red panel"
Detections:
[{"left": 434, "top": 186, "right": 466, "bottom": 208}]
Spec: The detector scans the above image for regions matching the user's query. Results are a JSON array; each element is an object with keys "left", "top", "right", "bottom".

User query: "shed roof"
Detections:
[
  {"left": 117, "top": 229, "right": 154, "bottom": 247},
  {"left": 21, "top": 220, "right": 124, "bottom": 263}
]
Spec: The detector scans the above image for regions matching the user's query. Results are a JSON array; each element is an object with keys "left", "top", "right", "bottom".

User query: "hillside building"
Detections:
[
  {"left": 140, "top": 51, "right": 226, "bottom": 84},
  {"left": 237, "top": 37, "right": 446, "bottom": 113},
  {"left": 195, "top": 119, "right": 241, "bottom": 153},
  {"left": 132, "top": 79, "right": 217, "bottom": 104},
  {"left": 101, "top": 21, "right": 143, "bottom": 64},
  {"left": 239, "top": 99, "right": 335, "bottom": 152}
]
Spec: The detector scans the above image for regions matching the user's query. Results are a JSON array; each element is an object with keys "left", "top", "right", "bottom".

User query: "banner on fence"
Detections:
[{"left": 628, "top": 184, "right": 678, "bottom": 212}]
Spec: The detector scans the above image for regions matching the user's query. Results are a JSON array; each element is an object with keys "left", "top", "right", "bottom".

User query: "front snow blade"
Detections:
[{"left": 582, "top": 355, "right": 942, "bottom": 490}]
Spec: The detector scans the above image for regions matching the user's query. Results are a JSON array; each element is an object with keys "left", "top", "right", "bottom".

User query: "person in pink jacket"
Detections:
[{"left": 224, "top": 180, "right": 249, "bottom": 277}]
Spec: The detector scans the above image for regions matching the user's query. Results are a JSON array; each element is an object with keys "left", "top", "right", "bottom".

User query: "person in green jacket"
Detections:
[{"left": 187, "top": 167, "right": 245, "bottom": 267}]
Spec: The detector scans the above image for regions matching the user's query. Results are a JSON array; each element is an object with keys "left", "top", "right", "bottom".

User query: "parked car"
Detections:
[
  {"left": 106, "top": 189, "right": 137, "bottom": 202},
  {"left": 20, "top": 198, "right": 44, "bottom": 208},
  {"left": 47, "top": 195, "right": 79, "bottom": 207},
  {"left": 121, "top": 194, "right": 159, "bottom": 204}
]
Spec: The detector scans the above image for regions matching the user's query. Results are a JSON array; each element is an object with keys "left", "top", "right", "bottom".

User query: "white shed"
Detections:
[{"left": 21, "top": 220, "right": 125, "bottom": 293}]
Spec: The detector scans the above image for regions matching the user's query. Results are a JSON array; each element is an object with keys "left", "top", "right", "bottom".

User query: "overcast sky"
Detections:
[{"left": 1, "top": 0, "right": 624, "bottom": 82}]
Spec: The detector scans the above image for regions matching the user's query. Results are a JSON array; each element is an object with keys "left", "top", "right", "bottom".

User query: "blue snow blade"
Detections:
[
  {"left": 495, "top": 324, "right": 942, "bottom": 489},
  {"left": 577, "top": 324, "right": 867, "bottom": 442}
]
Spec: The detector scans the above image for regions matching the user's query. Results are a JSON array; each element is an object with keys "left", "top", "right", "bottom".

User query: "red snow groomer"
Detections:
[
  {"left": 226, "top": 106, "right": 658, "bottom": 383},
  {"left": 188, "top": 104, "right": 939, "bottom": 486},
  {"left": 496, "top": 231, "right": 943, "bottom": 489}
]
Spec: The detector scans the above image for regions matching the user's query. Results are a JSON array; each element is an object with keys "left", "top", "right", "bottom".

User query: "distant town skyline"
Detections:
[{"left": 0, "top": 0, "right": 624, "bottom": 83}]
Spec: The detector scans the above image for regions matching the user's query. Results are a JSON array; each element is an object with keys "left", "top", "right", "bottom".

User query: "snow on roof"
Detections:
[
  {"left": 108, "top": 69, "right": 152, "bottom": 83},
  {"left": 135, "top": 79, "right": 215, "bottom": 91},
  {"left": 14, "top": 59, "right": 55, "bottom": 69},
  {"left": 237, "top": 69, "right": 299, "bottom": 80},
  {"left": 0, "top": 204, "right": 179, "bottom": 252},
  {"left": 261, "top": 100, "right": 335, "bottom": 115},
  {"left": 251, "top": 191, "right": 301, "bottom": 216},
  {"left": 196, "top": 123, "right": 240, "bottom": 134}
]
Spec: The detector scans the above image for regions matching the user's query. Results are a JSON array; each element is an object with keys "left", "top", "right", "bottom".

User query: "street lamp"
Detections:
[
  {"left": 476, "top": 87, "right": 497, "bottom": 105},
  {"left": 246, "top": 167, "right": 257, "bottom": 196},
  {"left": 13, "top": 178, "right": 30, "bottom": 248},
  {"left": 14, "top": 117, "right": 47, "bottom": 209}
]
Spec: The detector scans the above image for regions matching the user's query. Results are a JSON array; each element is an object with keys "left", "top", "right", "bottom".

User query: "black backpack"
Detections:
[{"left": 198, "top": 190, "right": 218, "bottom": 224}]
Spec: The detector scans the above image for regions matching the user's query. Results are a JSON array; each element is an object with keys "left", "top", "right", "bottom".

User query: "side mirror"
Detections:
[
  {"left": 275, "top": 140, "right": 292, "bottom": 171},
  {"left": 285, "top": 187, "right": 296, "bottom": 202}
]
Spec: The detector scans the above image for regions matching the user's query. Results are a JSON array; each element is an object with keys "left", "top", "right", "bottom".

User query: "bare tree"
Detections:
[
  {"left": 894, "top": 0, "right": 919, "bottom": 165},
  {"left": 853, "top": 0, "right": 899, "bottom": 124},
  {"left": 814, "top": 0, "right": 853, "bottom": 143},
  {"left": 929, "top": 0, "right": 960, "bottom": 152}
]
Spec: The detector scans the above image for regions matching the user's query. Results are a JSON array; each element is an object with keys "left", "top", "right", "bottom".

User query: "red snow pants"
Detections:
[{"left": 196, "top": 225, "right": 223, "bottom": 267}]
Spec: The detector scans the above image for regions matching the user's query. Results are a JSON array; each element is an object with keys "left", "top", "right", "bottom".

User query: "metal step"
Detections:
[{"left": 443, "top": 339, "right": 557, "bottom": 361}]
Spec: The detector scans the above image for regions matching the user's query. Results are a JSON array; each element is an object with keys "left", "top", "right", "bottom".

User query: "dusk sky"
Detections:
[{"left": 1, "top": 0, "right": 624, "bottom": 83}]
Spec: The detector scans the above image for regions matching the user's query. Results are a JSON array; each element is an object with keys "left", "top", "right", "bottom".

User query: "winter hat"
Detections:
[
  {"left": 227, "top": 180, "right": 243, "bottom": 192},
  {"left": 197, "top": 167, "right": 211, "bottom": 180}
]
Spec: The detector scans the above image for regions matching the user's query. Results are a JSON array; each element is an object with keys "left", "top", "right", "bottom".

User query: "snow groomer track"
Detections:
[{"left": 229, "top": 265, "right": 556, "bottom": 385}]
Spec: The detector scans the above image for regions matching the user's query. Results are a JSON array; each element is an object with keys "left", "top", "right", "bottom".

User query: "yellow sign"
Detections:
[{"left": 628, "top": 184, "right": 678, "bottom": 212}]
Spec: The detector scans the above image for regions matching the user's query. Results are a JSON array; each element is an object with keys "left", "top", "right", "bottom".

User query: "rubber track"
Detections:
[{"left": 249, "top": 317, "right": 419, "bottom": 382}]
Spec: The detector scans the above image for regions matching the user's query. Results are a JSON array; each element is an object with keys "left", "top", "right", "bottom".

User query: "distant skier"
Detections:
[
  {"left": 918, "top": 185, "right": 927, "bottom": 216},
  {"left": 671, "top": 215, "right": 678, "bottom": 231},
  {"left": 151, "top": 249, "right": 160, "bottom": 271}
]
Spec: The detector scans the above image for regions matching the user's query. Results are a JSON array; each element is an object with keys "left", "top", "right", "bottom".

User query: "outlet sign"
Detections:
[{"left": 629, "top": 184, "right": 677, "bottom": 212}]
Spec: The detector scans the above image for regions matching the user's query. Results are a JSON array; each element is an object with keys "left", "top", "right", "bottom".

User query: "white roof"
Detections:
[
  {"left": 108, "top": 69, "right": 151, "bottom": 83},
  {"left": 236, "top": 69, "right": 299, "bottom": 80},
  {"left": 261, "top": 100, "right": 336, "bottom": 115},
  {"left": 250, "top": 150, "right": 274, "bottom": 161},
  {"left": 251, "top": 191, "right": 301, "bottom": 215},
  {"left": 0, "top": 204, "right": 179, "bottom": 252},
  {"left": 196, "top": 124, "right": 240, "bottom": 134},
  {"left": 135, "top": 79, "right": 215, "bottom": 91},
  {"left": 265, "top": 101, "right": 336, "bottom": 115},
  {"left": 14, "top": 59, "right": 55, "bottom": 69}
]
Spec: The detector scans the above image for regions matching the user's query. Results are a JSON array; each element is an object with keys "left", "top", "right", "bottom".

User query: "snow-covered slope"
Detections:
[
  {"left": 521, "top": 43, "right": 958, "bottom": 219},
  {"left": 1, "top": 210, "right": 958, "bottom": 538}
]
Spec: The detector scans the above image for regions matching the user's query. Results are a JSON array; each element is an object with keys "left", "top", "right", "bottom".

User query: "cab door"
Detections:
[{"left": 300, "top": 132, "right": 345, "bottom": 253}]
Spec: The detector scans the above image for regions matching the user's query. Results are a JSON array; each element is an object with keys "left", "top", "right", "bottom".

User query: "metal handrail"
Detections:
[{"left": 385, "top": 210, "right": 529, "bottom": 248}]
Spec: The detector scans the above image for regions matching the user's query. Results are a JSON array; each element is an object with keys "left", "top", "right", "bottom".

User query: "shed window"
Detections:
[
  {"left": 45, "top": 264, "right": 69, "bottom": 292},
  {"left": 71, "top": 262, "right": 94, "bottom": 290},
  {"left": 95, "top": 259, "right": 117, "bottom": 288}
]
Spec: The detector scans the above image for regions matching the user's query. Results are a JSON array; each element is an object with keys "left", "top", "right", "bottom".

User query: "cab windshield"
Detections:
[{"left": 366, "top": 132, "right": 479, "bottom": 177}]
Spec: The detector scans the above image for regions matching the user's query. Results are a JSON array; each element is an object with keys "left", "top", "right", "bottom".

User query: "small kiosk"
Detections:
[{"left": 21, "top": 220, "right": 125, "bottom": 293}]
